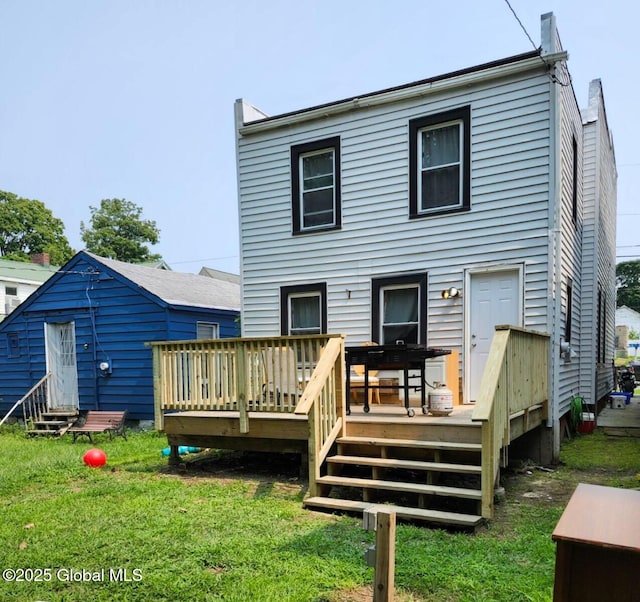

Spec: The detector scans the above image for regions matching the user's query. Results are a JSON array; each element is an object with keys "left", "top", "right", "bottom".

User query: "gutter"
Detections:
[{"left": 239, "top": 52, "right": 567, "bottom": 136}]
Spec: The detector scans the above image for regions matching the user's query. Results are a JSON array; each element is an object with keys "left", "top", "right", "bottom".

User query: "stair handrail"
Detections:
[
  {"left": 472, "top": 326, "right": 549, "bottom": 519},
  {"left": 295, "top": 336, "right": 346, "bottom": 497},
  {"left": 0, "top": 373, "right": 52, "bottom": 431}
]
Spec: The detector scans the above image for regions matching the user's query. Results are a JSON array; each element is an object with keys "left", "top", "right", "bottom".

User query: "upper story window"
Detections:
[
  {"left": 280, "top": 283, "right": 327, "bottom": 335},
  {"left": 409, "top": 106, "right": 471, "bottom": 218},
  {"left": 291, "top": 137, "right": 341, "bottom": 234}
]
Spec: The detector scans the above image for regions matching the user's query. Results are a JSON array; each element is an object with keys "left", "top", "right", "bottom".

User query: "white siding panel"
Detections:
[{"left": 238, "top": 67, "right": 552, "bottom": 360}]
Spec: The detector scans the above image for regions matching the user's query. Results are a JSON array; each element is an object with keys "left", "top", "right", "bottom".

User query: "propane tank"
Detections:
[{"left": 429, "top": 382, "right": 454, "bottom": 416}]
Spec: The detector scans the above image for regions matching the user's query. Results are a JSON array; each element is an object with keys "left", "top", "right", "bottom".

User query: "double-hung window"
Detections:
[
  {"left": 409, "top": 106, "right": 470, "bottom": 218},
  {"left": 291, "top": 137, "right": 341, "bottom": 234},
  {"left": 280, "top": 283, "right": 327, "bottom": 335},
  {"left": 372, "top": 274, "right": 427, "bottom": 344}
]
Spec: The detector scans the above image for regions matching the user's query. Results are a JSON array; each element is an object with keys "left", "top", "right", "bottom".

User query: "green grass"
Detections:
[{"left": 0, "top": 424, "right": 638, "bottom": 601}]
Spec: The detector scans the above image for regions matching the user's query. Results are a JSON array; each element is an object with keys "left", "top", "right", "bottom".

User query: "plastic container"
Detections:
[
  {"left": 578, "top": 412, "right": 595, "bottom": 434},
  {"left": 610, "top": 393, "right": 627, "bottom": 409}
]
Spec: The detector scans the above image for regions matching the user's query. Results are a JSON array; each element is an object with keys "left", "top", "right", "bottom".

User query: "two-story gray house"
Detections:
[{"left": 234, "top": 13, "right": 617, "bottom": 457}]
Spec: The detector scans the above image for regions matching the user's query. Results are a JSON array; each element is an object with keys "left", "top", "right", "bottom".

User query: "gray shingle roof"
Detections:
[{"left": 87, "top": 253, "right": 240, "bottom": 311}]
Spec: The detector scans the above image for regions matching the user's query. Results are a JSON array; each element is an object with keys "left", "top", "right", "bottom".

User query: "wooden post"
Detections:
[
  {"left": 151, "top": 345, "right": 165, "bottom": 431},
  {"left": 374, "top": 509, "right": 396, "bottom": 602},
  {"left": 364, "top": 507, "right": 396, "bottom": 602},
  {"left": 235, "top": 342, "right": 249, "bottom": 434}
]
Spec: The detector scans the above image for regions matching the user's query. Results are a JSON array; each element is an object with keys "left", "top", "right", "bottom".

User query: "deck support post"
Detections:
[{"left": 168, "top": 445, "right": 181, "bottom": 466}]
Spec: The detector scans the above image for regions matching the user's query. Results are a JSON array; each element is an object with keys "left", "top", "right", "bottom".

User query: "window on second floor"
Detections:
[
  {"left": 409, "top": 106, "right": 471, "bottom": 218},
  {"left": 565, "top": 280, "right": 573, "bottom": 343},
  {"left": 571, "top": 135, "right": 579, "bottom": 225},
  {"left": 291, "top": 137, "right": 341, "bottom": 234},
  {"left": 280, "top": 283, "right": 327, "bottom": 335}
]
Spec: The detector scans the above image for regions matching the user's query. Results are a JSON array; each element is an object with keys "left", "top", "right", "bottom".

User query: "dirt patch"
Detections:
[{"left": 326, "top": 585, "right": 426, "bottom": 602}]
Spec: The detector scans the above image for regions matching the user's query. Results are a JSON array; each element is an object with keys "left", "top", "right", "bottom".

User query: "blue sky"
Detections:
[{"left": 1, "top": 0, "right": 638, "bottom": 273}]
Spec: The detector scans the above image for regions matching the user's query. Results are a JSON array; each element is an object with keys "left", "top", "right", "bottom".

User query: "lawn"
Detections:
[{"left": 0, "top": 424, "right": 638, "bottom": 602}]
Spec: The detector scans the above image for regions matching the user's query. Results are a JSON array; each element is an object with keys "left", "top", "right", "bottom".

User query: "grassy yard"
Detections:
[{"left": 0, "top": 425, "right": 638, "bottom": 602}]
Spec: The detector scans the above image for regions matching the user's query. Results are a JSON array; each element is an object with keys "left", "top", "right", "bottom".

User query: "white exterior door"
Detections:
[
  {"left": 45, "top": 322, "right": 79, "bottom": 410},
  {"left": 468, "top": 269, "right": 521, "bottom": 402}
]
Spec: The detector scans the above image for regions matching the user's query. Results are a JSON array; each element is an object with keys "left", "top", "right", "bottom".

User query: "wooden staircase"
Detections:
[
  {"left": 304, "top": 433, "right": 485, "bottom": 529},
  {"left": 27, "top": 410, "right": 78, "bottom": 437}
]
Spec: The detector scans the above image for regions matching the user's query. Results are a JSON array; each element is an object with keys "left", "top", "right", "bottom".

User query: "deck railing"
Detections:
[
  {"left": 294, "top": 337, "right": 346, "bottom": 497},
  {"left": 150, "top": 335, "right": 341, "bottom": 431},
  {"left": 472, "top": 326, "right": 550, "bottom": 518}
]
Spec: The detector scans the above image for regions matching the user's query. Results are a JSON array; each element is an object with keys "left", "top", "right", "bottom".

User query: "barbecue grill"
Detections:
[{"left": 345, "top": 343, "right": 451, "bottom": 416}]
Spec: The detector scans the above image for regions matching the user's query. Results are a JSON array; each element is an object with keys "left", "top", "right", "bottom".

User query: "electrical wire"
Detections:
[{"left": 503, "top": 0, "right": 571, "bottom": 87}]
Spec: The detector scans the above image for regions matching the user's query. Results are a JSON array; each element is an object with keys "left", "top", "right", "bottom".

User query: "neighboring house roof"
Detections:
[
  {"left": 615, "top": 306, "right": 640, "bottom": 329},
  {"left": 86, "top": 253, "right": 240, "bottom": 311},
  {"left": 0, "top": 257, "right": 59, "bottom": 284},
  {"left": 199, "top": 266, "right": 240, "bottom": 284},
  {"left": 140, "top": 259, "right": 173, "bottom": 270}
]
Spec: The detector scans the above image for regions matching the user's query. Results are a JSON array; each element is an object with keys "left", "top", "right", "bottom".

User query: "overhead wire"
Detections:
[{"left": 503, "top": 0, "right": 571, "bottom": 87}]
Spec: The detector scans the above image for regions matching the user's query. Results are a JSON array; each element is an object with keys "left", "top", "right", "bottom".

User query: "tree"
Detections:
[
  {"left": 81, "top": 199, "right": 161, "bottom": 263},
  {"left": 616, "top": 260, "right": 640, "bottom": 312},
  {"left": 0, "top": 190, "right": 75, "bottom": 265}
]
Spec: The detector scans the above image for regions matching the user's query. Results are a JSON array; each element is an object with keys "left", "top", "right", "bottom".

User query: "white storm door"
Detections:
[
  {"left": 468, "top": 270, "right": 520, "bottom": 402},
  {"left": 45, "top": 322, "right": 79, "bottom": 410}
]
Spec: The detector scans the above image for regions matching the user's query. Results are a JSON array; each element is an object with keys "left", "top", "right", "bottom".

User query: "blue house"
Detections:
[{"left": 0, "top": 251, "right": 240, "bottom": 421}]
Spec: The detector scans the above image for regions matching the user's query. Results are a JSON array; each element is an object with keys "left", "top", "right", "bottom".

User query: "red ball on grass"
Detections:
[{"left": 83, "top": 448, "right": 107, "bottom": 468}]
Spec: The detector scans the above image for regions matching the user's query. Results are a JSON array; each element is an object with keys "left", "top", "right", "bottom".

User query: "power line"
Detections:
[
  {"left": 502, "top": 0, "right": 571, "bottom": 87},
  {"left": 503, "top": 0, "right": 537, "bottom": 50}
]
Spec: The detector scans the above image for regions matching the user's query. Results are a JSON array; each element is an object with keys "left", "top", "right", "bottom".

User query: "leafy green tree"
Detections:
[
  {"left": 616, "top": 260, "right": 640, "bottom": 312},
  {"left": 0, "top": 190, "right": 75, "bottom": 265},
  {"left": 80, "top": 199, "right": 161, "bottom": 263}
]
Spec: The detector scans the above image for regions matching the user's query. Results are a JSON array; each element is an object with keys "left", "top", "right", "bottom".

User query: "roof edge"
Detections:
[{"left": 239, "top": 49, "right": 557, "bottom": 134}]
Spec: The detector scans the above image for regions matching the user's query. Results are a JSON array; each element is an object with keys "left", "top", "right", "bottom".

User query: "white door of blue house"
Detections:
[
  {"left": 468, "top": 269, "right": 521, "bottom": 402},
  {"left": 45, "top": 322, "right": 79, "bottom": 410}
]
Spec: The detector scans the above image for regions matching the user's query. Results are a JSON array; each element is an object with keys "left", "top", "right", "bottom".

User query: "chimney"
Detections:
[{"left": 31, "top": 253, "right": 51, "bottom": 266}]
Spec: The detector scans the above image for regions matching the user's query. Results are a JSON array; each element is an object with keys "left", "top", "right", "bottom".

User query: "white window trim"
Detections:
[
  {"left": 299, "top": 147, "right": 337, "bottom": 231},
  {"left": 379, "top": 283, "right": 421, "bottom": 344},
  {"left": 288, "top": 291, "right": 322, "bottom": 335},
  {"left": 417, "top": 119, "right": 464, "bottom": 214}
]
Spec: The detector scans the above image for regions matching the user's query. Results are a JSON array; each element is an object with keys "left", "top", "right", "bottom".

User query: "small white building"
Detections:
[
  {"left": 0, "top": 254, "right": 58, "bottom": 320},
  {"left": 234, "top": 13, "right": 617, "bottom": 456}
]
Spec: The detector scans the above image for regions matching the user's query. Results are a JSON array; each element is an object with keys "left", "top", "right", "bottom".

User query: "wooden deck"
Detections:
[{"left": 152, "top": 329, "right": 550, "bottom": 527}]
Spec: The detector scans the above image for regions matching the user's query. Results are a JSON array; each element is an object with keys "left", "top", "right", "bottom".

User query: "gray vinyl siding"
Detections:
[
  {"left": 580, "top": 80, "right": 618, "bottom": 408},
  {"left": 238, "top": 69, "right": 552, "bottom": 358},
  {"left": 556, "top": 56, "right": 585, "bottom": 418},
  {"left": 581, "top": 113, "right": 598, "bottom": 403}
]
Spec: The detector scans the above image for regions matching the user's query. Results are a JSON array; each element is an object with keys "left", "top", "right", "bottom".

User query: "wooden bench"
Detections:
[{"left": 68, "top": 411, "right": 128, "bottom": 442}]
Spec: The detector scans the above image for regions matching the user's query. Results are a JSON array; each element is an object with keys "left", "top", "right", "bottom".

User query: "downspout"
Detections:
[{"left": 543, "top": 13, "right": 564, "bottom": 460}]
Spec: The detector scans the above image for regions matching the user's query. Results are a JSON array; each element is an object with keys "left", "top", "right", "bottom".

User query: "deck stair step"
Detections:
[
  {"left": 337, "top": 436, "right": 481, "bottom": 453},
  {"left": 317, "top": 475, "right": 482, "bottom": 500},
  {"left": 34, "top": 420, "right": 70, "bottom": 427},
  {"left": 312, "top": 433, "right": 484, "bottom": 528},
  {"left": 27, "top": 411, "right": 78, "bottom": 437},
  {"left": 326, "top": 455, "right": 481, "bottom": 475},
  {"left": 304, "top": 497, "right": 483, "bottom": 528}
]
